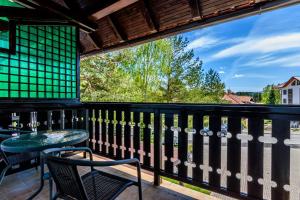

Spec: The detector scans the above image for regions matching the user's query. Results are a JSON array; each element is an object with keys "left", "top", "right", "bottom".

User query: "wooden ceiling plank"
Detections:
[
  {"left": 107, "top": 15, "right": 127, "bottom": 42},
  {"left": 141, "top": 0, "right": 159, "bottom": 32},
  {"left": 14, "top": 0, "right": 97, "bottom": 32}
]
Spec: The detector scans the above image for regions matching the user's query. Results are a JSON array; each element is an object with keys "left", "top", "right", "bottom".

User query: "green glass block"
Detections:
[
  {"left": 0, "top": 90, "right": 8, "bottom": 97},
  {"left": 38, "top": 92, "right": 45, "bottom": 98},
  {"left": 72, "top": 76, "right": 76, "bottom": 81},
  {"left": 20, "top": 69, "right": 28, "bottom": 76},
  {"left": 66, "top": 93, "right": 71, "bottom": 98},
  {"left": 30, "top": 78, "right": 37, "bottom": 84},
  {"left": 53, "top": 86, "right": 59, "bottom": 92},
  {"left": 72, "top": 82, "right": 76, "bottom": 87},
  {"left": 46, "top": 66, "right": 52, "bottom": 72},
  {"left": 53, "top": 35, "right": 58, "bottom": 41},
  {"left": 20, "top": 61, "right": 28, "bottom": 68},
  {"left": 21, "top": 92, "right": 28, "bottom": 98},
  {"left": 53, "top": 67, "right": 58, "bottom": 73},
  {"left": 38, "top": 57, "right": 45, "bottom": 64},
  {"left": 11, "top": 91, "right": 19, "bottom": 98},
  {"left": 10, "top": 75, "right": 18, "bottom": 82},
  {"left": 53, "top": 93, "right": 59, "bottom": 98},
  {"left": 11, "top": 67, "right": 18, "bottom": 75},
  {"left": 29, "top": 27, "right": 37, "bottom": 34},
  {"left": 53, "top": 48, "right": 59, "bottom": 54},
  {"left": 60, "top": 87, "right": 65, "bottom": 92},
  {"left": 46, "top": 78, "right": 52, "bottom": 84},
  {"left": 0, "top": 83, "right": 8, "bottom": 90},
  {"left": 38, "top": 78, "right": 44, "bottom": 84},
  {"left": 46, "top": 93, "right": 52, "bottom": 98},
  {"left": 38, "top": 50, "right": 45, "bottom": 57},
  {"left": 38, "top": 65, "right": 45, "bottom": 71},
  {"left": 29, "top": 56, "right": 37, "bottom": 62},
  {"left": 53, "top": 74, "right": 59, "bottom": 80},
  {"left": 10, "top": 53, "right": 19, "bottom": 60},
  {"left": 30, "top": 84, "right": 36, "bottom": 91},
  {"left": 38, "top": 71, "right": 44, "bottom": 77},
  {"left": 20, "top": 54, "right": 28, "bottom": 61},
  {"left": 66, "top": 87, "right": 71, "bottom": 92},
  {"left": 46, "top": 52, "right": 52, "bottom": 58},
  {"left": 30, "top": 92, "right": 37, "bottom": 98},
  {"left": 46, "top": 86, "right": 52, "bottom": 91},
  {"left": 0, "top": 52, "right": 8, "bottom": 58},
  {"left": 46, "top": 59, "right": 51, "bottom": 65},
  {"left": 60, "top": 93, "right": 65, "bottom": 98},
  {"left": 21, "top": 84, "right": 28, "bottom": 90},
  {"left": 30, "top": 63, "right": 37, "bottom": 70},
  {"left": 60, "top": 56, "right": 65, "bottom": 62},
  {"left": 60, "top": 81, "right": 65, "bottom": 86},
  {"left": 30, "top": 40, "right": 37, "bottom": 48},
  {"left": 20, "top": 39, "right": 28, "bottom": 46},
  {"left": 60, "top": 69, "right": 65, "bottom": 74},
  {"left": 20, "top": 46, "right": 28, "bottom": 53},
  {"left": 53, "top": 54, "right": 59, "bottom": 60},
  {"left": 66, "top": 75, "right": 71, "bottom": 81},
  {"left": 46, "top": 33, "right": 52, "bottom": 40},
  {"left": 10, "top": 59, "right": 18, "bottom": 67},
  {"left": 30, "top": 49, "right": 37, "bottom": 56},
  {"left": 38, "top": 85, "right": 44, "bottom": 91},
  {"left": 29, "top": 70, "right": 37, "bottom": 77},
  {"left": 53, "top": 80, "right": 58, "bottom": 86},
  {"left": 10, "top": 83, "right": 18, "bottom": 90},
  {"left": 20, "top": 31, "right": 28, "bottom": 38},
  {"left": 53, "top": 29, "right": 59, "bottom": 35},
  {"left": 19, "top": 26, "right": 27, "bottom": 31},
  {"left": 38, "top": 43, "right": 45, "bottom": 50},
  {"left": 0, "top": 58, "right": 8, "bottom": 65},
  {"left": 0, "top": 66, "right": 8, "bottom": 73},
  {"left": 53, "top": 41, "right": 59, "bottom": 48},
  {"left": 20, "top": 76, "right": 28, "bottom": 83}
]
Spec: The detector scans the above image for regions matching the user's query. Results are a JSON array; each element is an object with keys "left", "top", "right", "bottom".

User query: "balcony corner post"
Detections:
[{"left": 153, "top": 109, "right": 162, "bottom": 186}]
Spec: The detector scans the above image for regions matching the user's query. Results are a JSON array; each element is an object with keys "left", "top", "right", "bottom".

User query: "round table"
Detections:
[{"left": 1, "top": 129, "right": 89, "bottom": 200}]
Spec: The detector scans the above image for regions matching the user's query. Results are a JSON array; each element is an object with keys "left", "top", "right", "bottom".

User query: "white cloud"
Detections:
[
  {"left": 187, "top": 36, "right": 219, "bottom": 50},
  {"left": 233, "top": 74, "right": 244, "bottom": 78},
  {"left": 218, "top": 70, "right": 225, "bottom": 74},
  {"left": 214, "top": 33, "right": 300, "bottom": 58},
  {"left": 243, "top": 54, "right": 300, "bottom": 67}
]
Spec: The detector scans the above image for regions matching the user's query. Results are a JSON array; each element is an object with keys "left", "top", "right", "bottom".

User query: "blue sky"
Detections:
[{"left": 182, "top": 4, "right": 300, "bottom": 92}]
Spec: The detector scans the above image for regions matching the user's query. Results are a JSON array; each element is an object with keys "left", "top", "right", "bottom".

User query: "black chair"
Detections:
[
  {"left": 0, "top": 132, "right": 39, "bottom": 185},
  {"left": 43, "top": 147, "right": 143, "bottom": 200}
]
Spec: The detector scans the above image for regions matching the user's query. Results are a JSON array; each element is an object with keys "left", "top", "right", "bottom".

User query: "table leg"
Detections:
[{"left": 26, "top": 154, "right": 44, "bottom": 200}]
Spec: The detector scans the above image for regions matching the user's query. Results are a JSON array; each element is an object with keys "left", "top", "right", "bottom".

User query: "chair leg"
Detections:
[
  {"left": 0, "top": 165, "right": 10, "bottom": 185},
  {"left": 138, "top": 183, "right": 143, "bottom": 200}
]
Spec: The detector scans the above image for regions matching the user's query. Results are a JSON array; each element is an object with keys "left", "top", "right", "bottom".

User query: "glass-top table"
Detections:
[
  {"left": 1, "top": 129, "right": 89, "bottom": 153},
  {"left": 0, "top": 129, "right": 89, "bottom": 200}
]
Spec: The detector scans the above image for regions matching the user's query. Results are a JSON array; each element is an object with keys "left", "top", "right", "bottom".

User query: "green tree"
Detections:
[
  {"left": 261, "top": 85, "right": 280, "bottom": 104},
  {"left": 201, "top": 69, "right": 225, "bottom": 102}
]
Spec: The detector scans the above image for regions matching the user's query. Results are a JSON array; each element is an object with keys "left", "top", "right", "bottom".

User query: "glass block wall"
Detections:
[{"left": 0, "top": 25, "right": 78, "bottom": 99}]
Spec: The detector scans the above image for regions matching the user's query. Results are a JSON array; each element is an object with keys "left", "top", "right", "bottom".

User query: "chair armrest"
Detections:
[{"left": 43, "top": 147, "right": 94, "bottom": 162}]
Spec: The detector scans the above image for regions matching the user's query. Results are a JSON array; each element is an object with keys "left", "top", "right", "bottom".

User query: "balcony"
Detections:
[{"left": 1, "top": 102, "right": 299, "bottom": 200}]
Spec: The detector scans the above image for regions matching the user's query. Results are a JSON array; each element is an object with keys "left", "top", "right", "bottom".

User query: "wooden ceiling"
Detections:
[{"left": 5, "top": 0, "right": 300, "bottom": 57}]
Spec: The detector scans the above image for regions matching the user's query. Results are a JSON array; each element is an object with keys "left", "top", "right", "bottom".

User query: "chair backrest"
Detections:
[{"left": 46, "top": 155, "right": 89, "bottom": 200}]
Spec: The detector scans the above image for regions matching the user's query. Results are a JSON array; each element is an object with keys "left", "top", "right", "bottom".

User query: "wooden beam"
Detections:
[
  {"left": 0, "top": 6, "right": 64, "bottom": 21},
  {"left": 90, "top": 0, "right": 138, "bottom": 21},
  {"left": 141, "top": 0, "right": 159, "bottom": 32},
  {"left": 14, "top": 0, "right": 97, "bottom": 32},
  {"left": 89, "top": 32, "right": 103, "bottom": 49},
  {"left": 107, "top": 15, "right": 127, "bottom": 42},
  {"left": 188, "top": 0, "right": 202, "bottom": 20}
]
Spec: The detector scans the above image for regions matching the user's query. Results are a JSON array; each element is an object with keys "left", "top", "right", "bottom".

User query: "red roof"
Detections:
[
  {"left": 223, "top": 93, "right": 254, "bottom": 104},
  {"left": 277, "top": 76, "right": 300, "bottom": 88}
]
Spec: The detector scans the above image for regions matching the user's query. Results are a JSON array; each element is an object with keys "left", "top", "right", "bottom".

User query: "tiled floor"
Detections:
[{"left": 0, "top": 154, "right": 219, "bottom": 200}]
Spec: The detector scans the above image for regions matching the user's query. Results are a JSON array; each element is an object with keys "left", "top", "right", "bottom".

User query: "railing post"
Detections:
[{"left": 154, "top": 109, "right": 162, "bottom": 186}]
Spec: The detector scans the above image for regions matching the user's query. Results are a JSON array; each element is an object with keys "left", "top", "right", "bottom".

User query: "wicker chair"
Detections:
[
  {"left": 0, "top": 132, "right": 39, "bottom": 185},
  {"left": 43, "top": 147, "right": 143, "bottom": 200}
]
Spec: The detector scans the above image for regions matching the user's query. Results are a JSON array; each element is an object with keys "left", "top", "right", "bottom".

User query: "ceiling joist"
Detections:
[
  {"left": 188, "top": 0, "right": 202, "bottom": 20},
  {"left": 141, "top": 0, "right": 159, "bottom": 32},
  {"left": 89, "top": 32, "right": 103, "bottom": 49},
  {"left": 107, "top": 15, "right": 127, "bottom": 42}
]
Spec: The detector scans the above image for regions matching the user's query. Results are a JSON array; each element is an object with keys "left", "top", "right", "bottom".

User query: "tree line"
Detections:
[{"left": 80, "top": 36, "right": 226, "bottom": 103}]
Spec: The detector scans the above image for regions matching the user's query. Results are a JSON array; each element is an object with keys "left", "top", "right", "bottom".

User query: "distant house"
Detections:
[
  {"left": 277, "top": 76, "right": 300, "bottom": 105},
  {"left": 223, "top": 92, "right": 255, "bottom": 104}
]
